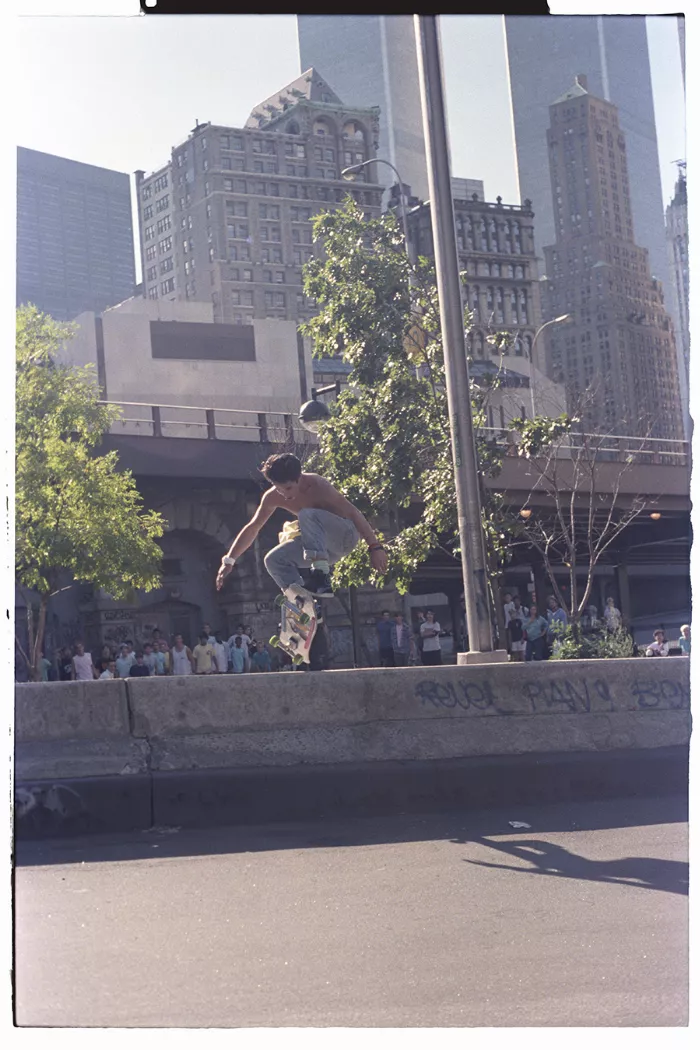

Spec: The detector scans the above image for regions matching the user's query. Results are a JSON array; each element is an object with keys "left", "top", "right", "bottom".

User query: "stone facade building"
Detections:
[
  {"left": 135, "top": 69, "right": 383, "bottom": 327},
  {"left": 407, "top": 188, "right": 567, "bottom": 424},
  {"left": 540, "top": 78, "right": 683, "bottom": 440}
]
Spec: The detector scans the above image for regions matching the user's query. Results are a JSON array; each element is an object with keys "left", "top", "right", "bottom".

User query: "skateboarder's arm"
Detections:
[{"left": 227, "top": 488, "right": 281, "bottom": 560}]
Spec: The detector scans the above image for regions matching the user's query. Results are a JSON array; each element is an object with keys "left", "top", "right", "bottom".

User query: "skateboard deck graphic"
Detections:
[{"left": 269, "top": 591, "right": 318, "bottom": 667}]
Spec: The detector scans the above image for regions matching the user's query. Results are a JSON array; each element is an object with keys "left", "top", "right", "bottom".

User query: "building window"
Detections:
[
  {"left": 161, "top": 277, "right": 175, "bottom": 294},
  {"left": 141, "top": 185, "right": 152, "bottom": 200},
  {"left": 147, "top": 266, "right": 157, "bottom": 281},
  {"left": 148, "top": 286, "right": 158, "bottom": 300},
  {"left": 156, "top": 216, "right": 171, "bottom": 234},
  {"left": 231, "top": 290, "right": 241, "bottom": 305},
  {"left": 275, "top": 271, "right": 285, "bottom": 283},
  {"left": 160, "top": 257, "right": 174, "bottom": 274},
  {"left": 243, "top": 269, "right": 253, "bottom": 281},
  {"left": 158, "top": 236, "right": 172, "bottom": 255},
  {"left": 224, "top": 178, "right": 234, "bottom": 192},
  {"left": 153, "top": 173, "right": 169, "bottom": 193},
  {"left": 143, "top": 205, "right": 153, "bottom": 220},
  {"left": 146, "top": 244, "right": 157, "bottom": 261},
  {"left": 144, "top": 224, "right": 155, "bottom": 241},
  {"left": 155, "top": 195, "right": 170, "bottom": 213}
]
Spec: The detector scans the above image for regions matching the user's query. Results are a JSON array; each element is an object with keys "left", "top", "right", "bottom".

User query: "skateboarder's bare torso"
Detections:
[{"left": 262, "top": 472, "right": 355, "bottom": 519}]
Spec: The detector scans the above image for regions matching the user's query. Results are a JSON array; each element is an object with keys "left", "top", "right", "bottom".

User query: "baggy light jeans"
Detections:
[{"left": 264, "top": 507, "right": 360, "bottom": 591}]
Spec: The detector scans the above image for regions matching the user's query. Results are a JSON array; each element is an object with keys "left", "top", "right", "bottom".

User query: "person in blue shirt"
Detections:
[
  {"left": 546, "top": 596, "right": 568, "bottom": 648},
  {"left": 376, "top": 610, "right": 396, "bottom": 667},
  {"left": 252, "top": 644, "right": 273, "bottom": 672},
  {"left": 230, "top": 636, "right": 246, "bottom": 674},
  {"left": 678, "top": 624, "right": 691, "bottom": 655},
  {"left": 524, "top": 604, "right": 549, "bottom": 661}
]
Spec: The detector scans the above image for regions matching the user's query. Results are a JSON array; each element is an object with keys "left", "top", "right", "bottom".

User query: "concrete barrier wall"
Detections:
[
  {"left": 16, "top": 658, "right": 690, "bottom": 778},
  {"left": 14, "top": 659, "right": 690, "bottom": 837},
  {"left": 15, "top": 679, "right": 149, "bottom": 780}
]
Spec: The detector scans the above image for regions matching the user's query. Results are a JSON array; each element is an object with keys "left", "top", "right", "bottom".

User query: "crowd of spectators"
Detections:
[{"left": 45, "top": 622, "right": 279, "bottom": 681}]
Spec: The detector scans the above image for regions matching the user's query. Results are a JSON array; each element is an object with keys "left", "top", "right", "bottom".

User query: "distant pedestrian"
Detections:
[
  {"left": 604, "top": 597, "right": 622, "bottom": 632},
  {"left": 142, "top": 642, "right": 158, "bottom": 677},
  {"left": 645, "top": 630, "right": 669, "bottom": 657},
  {"left": 202, "top": 622, "right": 216, "bottom": 645},
  {"left": 129, "top": 652, "right": 151, "bottom": 677},
  {"left": 391, "top": 613, "right": 412, "bottom": 666},
  {"left": 420, "top": 610, "right": 442, "bottom": 666},
  {"left": 229, "top": 624, "right": 252, "bottom": 672},
  {"left": 376, "top": 610, "right": 396, "bottom": 668},
  {"left": 230, "top": 636, "right": 246, "bottom": 674},
  {"left": 193, "top": 633, "right": 216, "bottom": 674},
  {"left": 546, "top": 597, "right": 568, "bottom": 651},
  {"left": 524, "top": 605, "right": 548, "bottom": 662},
  {"left": 678, "top": 624, "right": 691, "bottom": 655},
  {"left": 506, "top": 595, "right": 528, "bottom": 662},
  {"left": 115, "top": 644, "right": 136, "bottom": 679},
  {"left": 99, "top": 660, "right": 117, "bottom": 680},
  {"left": 213, "top": 632, "right": 229, "bottom": 674},
  {"left": 157, "top": 639, "right": 172, "bottom": 675},
  {"left": 252, "top": 644, "right": 273, "bottom": 672},
  {"left": 72, "top": 642, "right": 97, "bottom": 681},
  {"left": 171, "top": 635, "right": 193, "bottom": 676},
  {"left": 57, "top": 647, "right": 74, "bottom": 681},
  {"left": 39, "top": 654, "right": 52, "bottom": 682}
]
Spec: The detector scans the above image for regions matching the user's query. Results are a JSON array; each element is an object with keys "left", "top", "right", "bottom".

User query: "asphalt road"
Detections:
[{"left": 14, "top": 795, "right": 688, "bottom": 1028}]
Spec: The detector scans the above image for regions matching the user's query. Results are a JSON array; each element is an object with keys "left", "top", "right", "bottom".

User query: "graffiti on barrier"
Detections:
[
  {"left": 631, "top": 678, "right": 690, "bottom": 710},
  {"left": 415, "top": 674, "right": 689, "bottom": 715}
]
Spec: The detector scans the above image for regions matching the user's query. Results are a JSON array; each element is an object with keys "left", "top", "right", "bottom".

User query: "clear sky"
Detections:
[{"left": 16, "top": 4, "right": 685, "bottom": 274}]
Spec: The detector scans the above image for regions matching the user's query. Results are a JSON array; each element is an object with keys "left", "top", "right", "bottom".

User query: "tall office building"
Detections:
[
  {"left": 134, "top": 69, "right": 383, "bottom": 327},
  {"left": 16, "top": 147, "right": 136, "bottom": 321},
  {"left": 666, "top": 164, "right": 690, "bottom": 437},
  {"left": 297, "top": 16, "right": 428, "bottom": 203},
  {"left": 541, "top": 79, "right": 683, "bottom": 441},
  {"left": 504, "top": 16, "right": 671, "bottom": 302}
]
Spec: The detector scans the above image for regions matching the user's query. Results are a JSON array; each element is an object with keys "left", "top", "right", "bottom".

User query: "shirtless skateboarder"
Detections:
[{"left": 215, "top": 453, "right": 388, "bottom": 600}]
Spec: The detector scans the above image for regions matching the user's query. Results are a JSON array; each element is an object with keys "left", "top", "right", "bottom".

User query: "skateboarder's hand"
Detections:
[
  {"left": 216, "top": 559, "right": 234, "bottom": 591},
  {"left": 370, "top": 547, "right": 388, "bottom": 574}
]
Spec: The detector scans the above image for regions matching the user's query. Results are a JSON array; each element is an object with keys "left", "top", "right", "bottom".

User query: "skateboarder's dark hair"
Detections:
[{"left": 261, "top": 453, "right": 302, "bottom": 483}]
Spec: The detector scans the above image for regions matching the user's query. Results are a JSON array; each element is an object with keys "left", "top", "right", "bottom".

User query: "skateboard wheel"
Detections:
[
  {"left": 293, "top": 654, "right": 304, "bottom": 666},
  {"left": 275, "top": 593, "right": 286, "bottom": 607},
  {"left": 298, "top": 612, "right": 311, "bottom": 625},
  {"left": 269, "top": 635, "right": 280, "bottom": 647}
]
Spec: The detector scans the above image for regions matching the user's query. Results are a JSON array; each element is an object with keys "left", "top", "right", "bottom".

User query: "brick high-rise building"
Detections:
[
  {"left": 134, "top": 70, "right": 383, "bottom": 327},
  {"left": 541, "top": 77, "right": 683, "bottom": 440},
  {"left": 17, "top": 147, "right": 136, "bottom": 321}
]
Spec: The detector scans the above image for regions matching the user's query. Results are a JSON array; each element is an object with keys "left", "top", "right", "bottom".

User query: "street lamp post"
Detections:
[
  {"left": 528, "top": 314, "right": 573, "bottom": 418},
  {"left": 414, "top": 15, "right": 504, "bottom": 662},
  {"left": 341, "top": 158, "right": 413, "bottom": 261}
]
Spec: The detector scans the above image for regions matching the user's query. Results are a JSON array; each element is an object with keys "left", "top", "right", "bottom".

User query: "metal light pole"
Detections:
[
  {"left": 341, "top": 159, "right": 412, "bottom": 261},
  {"left": 414, "top": 15, "right": 503, "bottom": 661},
  {"left": 528, "top": 314, "right": 573, "bottom": 417}
]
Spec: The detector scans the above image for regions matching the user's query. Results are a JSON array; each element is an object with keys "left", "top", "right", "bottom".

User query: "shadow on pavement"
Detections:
[
  {"left": 460, "top": 836, "right": 689, "bottom": 896},
  {"left": 14, "top": 794, "right": 688, "bottom": 869}
]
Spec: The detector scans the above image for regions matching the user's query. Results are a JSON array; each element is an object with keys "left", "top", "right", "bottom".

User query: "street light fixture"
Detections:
[
  {"left": 298, "top": 380, "right": 341, "bottom": 434},
  {"left": 341, "top": 158, "right": 412, "bottom": 260},
  {"left": 528, "top": 313, "right": 573, "bottom": 417}
]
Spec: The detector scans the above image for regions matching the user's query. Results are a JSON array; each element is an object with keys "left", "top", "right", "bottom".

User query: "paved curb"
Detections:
[{"left": 14, "top": 745, "right": 688, "bottom": 839}]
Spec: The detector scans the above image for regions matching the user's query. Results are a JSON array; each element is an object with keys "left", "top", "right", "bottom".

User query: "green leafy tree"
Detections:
[
  {"left": 300, "top": 199, "right": 529, "bottom": 617},
  {"left": 15, "top": 306, "right": 165, "bottom": 681}
]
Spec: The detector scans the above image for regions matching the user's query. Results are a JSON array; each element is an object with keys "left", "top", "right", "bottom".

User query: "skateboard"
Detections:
[{"left": 269, "top": 589, "right": 319, "bottom": 667}]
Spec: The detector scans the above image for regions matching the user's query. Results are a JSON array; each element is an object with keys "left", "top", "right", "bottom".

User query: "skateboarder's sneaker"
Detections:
[{"left": 306, "top": 569, "right": 334, "bottom": 598}]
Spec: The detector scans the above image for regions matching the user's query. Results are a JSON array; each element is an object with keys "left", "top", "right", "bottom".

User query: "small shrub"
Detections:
[{"left": 550, "top": 625, "right": 635, "bottom": 660}]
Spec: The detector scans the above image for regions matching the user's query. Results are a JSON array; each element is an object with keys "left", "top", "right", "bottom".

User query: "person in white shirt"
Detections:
[
  {"left": 99, "top": 660, "right": 117, "bottom": 680},
  {"left": 213, "top": 633, "right": 229, "bottom": 674},
  {"left": 420, "top": 610, "right": 442, "bottom": 666},
  {"left": 141, "top": 642, "right": 158, "bottom": 676},
  {"left": 72, "top": 642, "right": 97, "bottom": 681},
  {"left": 506, "top": 595, "right": 528, "bottom": 661},
  {"left": 228, "top": 623, "right": 252, "bottom": 672},
  {"left": 502, "top": 592, "right": 516, "bottom": 630},
  {"left": 646, "top": 630, "right": 669, "bottom": 657},
  {"left": 171, "top": 635, "right": 193, "bottom": 676}
]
